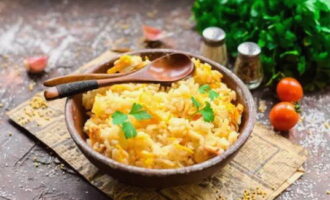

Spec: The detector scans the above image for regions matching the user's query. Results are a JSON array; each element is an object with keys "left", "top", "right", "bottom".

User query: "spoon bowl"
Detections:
[{"left": 146, "top": 53, "right": 194, "bottom": 81}]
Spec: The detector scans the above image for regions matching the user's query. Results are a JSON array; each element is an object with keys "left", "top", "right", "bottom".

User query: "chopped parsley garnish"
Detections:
[
  {"left": 129, "top": 103, "right": 152, "bottom": 120},
  {"left": 198, "top": 84, "right": 220, "bottom": 101},
  {"left": 198, "top": 84, "right": 211, "bottom": 94},
  {"left": 112, "top": 111, "right": 128, "bottom": 125},
  {"left": 199, "top": 102, "right": 214, "bottom": 122},
  {"left": 191, "top": 97, "right": 201, "bottom": 109},
  {"left": 191, "top": 97, "right": 215, "bottom": 122},
  {"left": 112, "top": 103, "right": 151, "bottom": 139},
  {"left": 209, "top": 90, "right": 220, "bottom": 100},
  {"left": 122, "top": 122, "right": 137, "bottom": 139}
]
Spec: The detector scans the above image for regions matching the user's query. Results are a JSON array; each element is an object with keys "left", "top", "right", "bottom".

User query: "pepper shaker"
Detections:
[
  {"left": 233, "top": 42, "right": 263, "bottom": 89},
  {"left": 200, "top": 27, "right": 228, "bottom": 67}
]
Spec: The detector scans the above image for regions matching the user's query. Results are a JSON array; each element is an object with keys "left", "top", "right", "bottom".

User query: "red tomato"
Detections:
[
  {"left": 269, "top": 102, "right": 300, "bottom": 131},
  {"left": 276, "top": 77, "right": 303, "bottom": 102}
]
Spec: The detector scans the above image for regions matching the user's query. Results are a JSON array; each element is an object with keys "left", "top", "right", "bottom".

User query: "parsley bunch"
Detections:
[
  {"left": 192, "top": 0, "right": 330, "bottom": 91},
  {"left": 112, "top": 103, "right": 151, "bottom": 139}
]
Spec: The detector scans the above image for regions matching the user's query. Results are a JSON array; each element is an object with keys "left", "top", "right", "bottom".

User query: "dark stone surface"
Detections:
[{"left": 0, "top": 0, "right": 328, "bottom": 199}]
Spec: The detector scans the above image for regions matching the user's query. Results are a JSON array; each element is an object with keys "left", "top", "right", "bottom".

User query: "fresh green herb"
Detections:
[
  {"left": 209, "top": 90, "right": 220, "bottom": 100},
  {"left": 200, "top": 102, "right": 214, "bottom": 122},
  {"left": 199, "top": 84, "right": 211, "bottom": 94},
  {"left": 112, "top": 103, "right": 151, "bottom": 139},
  {"left": 112, "top": 111, "right": 128, "bottom": 125},
  {"left": 122, "top": 122, "right": 137, "bottom": 138},
  {"left": 198, "top": 84, "right": 220, "bottom": 100},
  {"left": 191, "top": 97, "right": 215, "bottom": 122},
  {"left": 129, "top": 103, "right": 152, "bottom": 120},
  {"left": 192, "top": 0, "right": 330, "bottom": 91},
  {"left": 191, "top": 97, "right": 201, "bottom": 109}
]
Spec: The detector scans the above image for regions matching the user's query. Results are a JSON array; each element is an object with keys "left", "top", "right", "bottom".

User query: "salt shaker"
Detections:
[
  {"left": 200, "top": 27, "right": 228, "bottom": 67},
  {"left": 233, "top": 42, "right": 263, "bottom": 89}
]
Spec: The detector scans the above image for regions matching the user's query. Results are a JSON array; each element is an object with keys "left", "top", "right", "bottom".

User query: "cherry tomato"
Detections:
[
  {"left": 269, "top": 102, "right": 299, "bottom": 131},
  {"left": 276, "top": 77, "right": 303, "bottom": 102}
]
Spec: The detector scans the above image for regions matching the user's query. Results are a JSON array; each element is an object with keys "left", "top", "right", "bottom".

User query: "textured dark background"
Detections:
[{"left": 0, "top": 0, "right": 329, "bottom": 199}]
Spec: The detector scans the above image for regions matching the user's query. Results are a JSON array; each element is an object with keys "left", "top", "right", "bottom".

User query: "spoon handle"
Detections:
[
  {"left": 44, "top": 75, "right": 136, "bottom": 100},
  {"left": 44, "top": 80, "right": 99, "bottom": 100},
  {"left": 43, "top": 72, "right": 131, "bottom": 86}
]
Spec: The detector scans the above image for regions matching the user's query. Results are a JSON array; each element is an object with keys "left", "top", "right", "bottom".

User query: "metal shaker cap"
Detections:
[
  {"left": 202, "top": 27, "right": 226, "bottom": 46},
  {"left": 237, "top": 42, "right": 261, "bottom": 56}
]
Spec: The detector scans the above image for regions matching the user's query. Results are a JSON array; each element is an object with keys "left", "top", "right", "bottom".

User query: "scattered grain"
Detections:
[
  {"left": 240, "top": 188, "right": 267, "bottom": 200},
  {"left": 17, "top": 95, "right": 53, "bottom": 126},
  {"left": 146, "top": 10, "right": 157, "bottom": 18},
  {"left": 29, "top": 96, "right": 48, "bottom": 109},
  {"left": 258, "top": 100, "right": 267, "bottom": 113},
  {"left": 59, "top": 164, "right": 65, "bottom": 170},
  {"left": 17, "top": 116, "right": 30, "bottom": 126},
  {"left": 119, "top": 23, "right": 129, "bottom": 30},
  {"left": 28, "top": 81, "right": 36, "bottom": 91},
  {"left": 33, "top": 161, "right": 39, "bottom": 168}
]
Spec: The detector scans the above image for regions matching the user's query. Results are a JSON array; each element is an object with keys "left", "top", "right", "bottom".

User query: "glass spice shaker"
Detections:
[
  {"left": 233, "top": 42, "right": 263, "bottom": 89},
  {"left": 200, "top": 27, "right": 228, "bottom": 67}
]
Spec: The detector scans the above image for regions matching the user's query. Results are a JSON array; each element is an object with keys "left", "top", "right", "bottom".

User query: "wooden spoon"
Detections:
[{"left": 44, "top": 53, "right": 194, "bottom": 100}]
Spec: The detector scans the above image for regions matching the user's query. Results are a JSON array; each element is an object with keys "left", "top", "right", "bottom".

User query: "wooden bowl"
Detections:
[{"left": 65, "top": 49, "right": 256, "bottom": 188}]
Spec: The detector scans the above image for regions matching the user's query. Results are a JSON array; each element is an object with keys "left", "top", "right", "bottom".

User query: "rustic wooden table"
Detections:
[{"left": 0, "top": 0, "right": 329, "bottom": 199}]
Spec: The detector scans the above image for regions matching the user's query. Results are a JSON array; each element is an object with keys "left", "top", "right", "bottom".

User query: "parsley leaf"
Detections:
[
  {"left": 112, "top": 103, "right": 152, "bottom": 139},
  {"left": 209, "top": 90, "right": 219, "bottom": 100},
  {"left": 129, "top": 103, "right": 152, "bottom": 120},
  {"left": 191, "top": 97, "right": 201, "bottom": 109},
  {"left": 122, "top": 121, "right": 137, "bottom": 139},
  {"left": 198, "top": 84, "right": 219, "bottom": 101},
  {"left": 112, "top": 111, "right": 128, "bottom": 125},
  {"left": 191, "top": 96, "right": 215, "bottom": 122},
  {"left": 200, "top": 102, "right": 214, "bottom": 122},
  {"left": 130, "top": 103, "right": 143, "bottom": 114},
  {"left": 199, "top": 84, "right": 211, "bottom": 94},
  {"left": 131, "top": 112, "right": 151, "bottom": 120}
]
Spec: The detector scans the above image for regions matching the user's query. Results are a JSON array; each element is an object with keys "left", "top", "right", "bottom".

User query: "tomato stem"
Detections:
[{"left": 294, "top": 103, "right": 302, "bottom": 113}]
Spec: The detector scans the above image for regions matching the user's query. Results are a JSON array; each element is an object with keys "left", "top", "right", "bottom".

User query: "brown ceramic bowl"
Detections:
[{"left": 65, "top": 49, "right": 256, "bottom": 188}]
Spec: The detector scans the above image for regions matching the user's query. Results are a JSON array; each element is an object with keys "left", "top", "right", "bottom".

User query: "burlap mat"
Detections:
[{"left": 7, "top": 50, "right": 307, "bottom": 200}]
